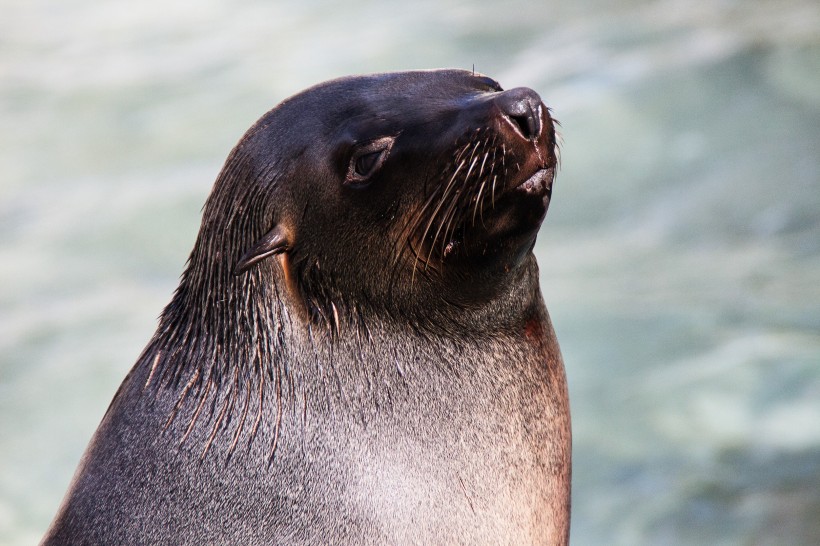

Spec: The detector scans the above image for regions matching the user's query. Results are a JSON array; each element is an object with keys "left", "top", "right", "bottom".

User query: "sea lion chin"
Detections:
[{"left": 41, "top": 69, "right": 570, "bottom": 545}]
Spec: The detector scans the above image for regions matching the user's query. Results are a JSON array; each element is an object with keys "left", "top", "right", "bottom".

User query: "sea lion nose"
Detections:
[{"left": 494, "top": 87, "right": 543, "bottom": 141}]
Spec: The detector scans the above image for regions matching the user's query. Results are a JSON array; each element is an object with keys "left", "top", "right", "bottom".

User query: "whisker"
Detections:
[
  {"left": 402, "top": 188, "right": 441, "bottom": 270},
  {"left": 473, "top": 173, "right": 488, "bottom": 226},
  {"left": 419, "top": 159, "right": 465, "bottom": 270},
  {"left": 437, "top": 191, "right": 463, "bottom": 256}
]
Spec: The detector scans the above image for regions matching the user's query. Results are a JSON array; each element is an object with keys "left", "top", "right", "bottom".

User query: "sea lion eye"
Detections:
[
  {"left": 355, "top": 150, "right": 381, "bottom": 177},
  {"left": 345, "top": 136, "right": 395, "bottom": 186}
]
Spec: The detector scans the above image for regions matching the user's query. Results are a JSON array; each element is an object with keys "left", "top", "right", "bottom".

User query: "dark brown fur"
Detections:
[{"left": 42, "top": 69, "right": 570, "bottom": 545}]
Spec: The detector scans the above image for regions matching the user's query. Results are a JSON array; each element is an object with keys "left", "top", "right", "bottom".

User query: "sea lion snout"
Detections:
[{"left": 494, "top": 87, "right": 545, "bottom": 142}]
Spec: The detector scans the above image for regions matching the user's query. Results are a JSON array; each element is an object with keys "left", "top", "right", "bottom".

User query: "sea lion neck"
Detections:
[{"left": 149, "top": 231, "right": 543, "bottom": 372}]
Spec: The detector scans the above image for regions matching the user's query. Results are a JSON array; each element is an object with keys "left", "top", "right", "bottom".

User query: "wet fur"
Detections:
[{"left": 42, "top": 70, "right": 570, "bottom": 545}]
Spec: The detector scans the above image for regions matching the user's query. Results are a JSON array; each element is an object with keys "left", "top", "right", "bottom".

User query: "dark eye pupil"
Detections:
[{"left": 355, "top": 150, "right": 381, "bottom": 176}]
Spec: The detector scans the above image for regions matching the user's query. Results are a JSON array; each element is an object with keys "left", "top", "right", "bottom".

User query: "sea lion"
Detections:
[{"left": 41, "top": 69, "right": 570, "bottom": 545}]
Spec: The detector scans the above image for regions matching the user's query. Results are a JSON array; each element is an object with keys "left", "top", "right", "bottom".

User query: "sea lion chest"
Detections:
[{"left": 285, "top": 316, "right": 571, "bottom": 544}]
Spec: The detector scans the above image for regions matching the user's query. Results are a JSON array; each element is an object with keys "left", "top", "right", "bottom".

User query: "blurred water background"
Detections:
[{"left": 1, "top": 0, "right": 819, "bottom": 543}]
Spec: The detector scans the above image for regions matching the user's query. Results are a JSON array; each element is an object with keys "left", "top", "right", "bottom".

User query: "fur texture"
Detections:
[{"left": 42, "top": 69, "right": 570, "bottom": 545}]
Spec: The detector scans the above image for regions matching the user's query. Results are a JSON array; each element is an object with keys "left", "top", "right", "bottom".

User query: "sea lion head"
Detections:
[{"left": 189, "top": 69, "right": 558, "bottom": 326}]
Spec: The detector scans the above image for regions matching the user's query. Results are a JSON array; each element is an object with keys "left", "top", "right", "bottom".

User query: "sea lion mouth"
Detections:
[{"left": 514, "top": 166, "right": 554, "bottom": 205}]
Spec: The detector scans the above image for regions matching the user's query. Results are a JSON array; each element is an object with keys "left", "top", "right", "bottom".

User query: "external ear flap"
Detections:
[{"left": 234, "top": 225, "right": 291, "bottom": 275}]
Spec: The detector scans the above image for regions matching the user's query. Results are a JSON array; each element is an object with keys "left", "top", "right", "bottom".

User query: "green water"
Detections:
[{"left": 2, "top": 0, "right": 819, "bottom": 543}]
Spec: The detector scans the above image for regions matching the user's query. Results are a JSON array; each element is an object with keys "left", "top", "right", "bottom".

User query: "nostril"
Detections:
[
  {"left": 495, "top": 87, "right": 543, "bottom": 141},
  {"left": 510, "top": 112, "right": 537, "bottom": 140}
]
